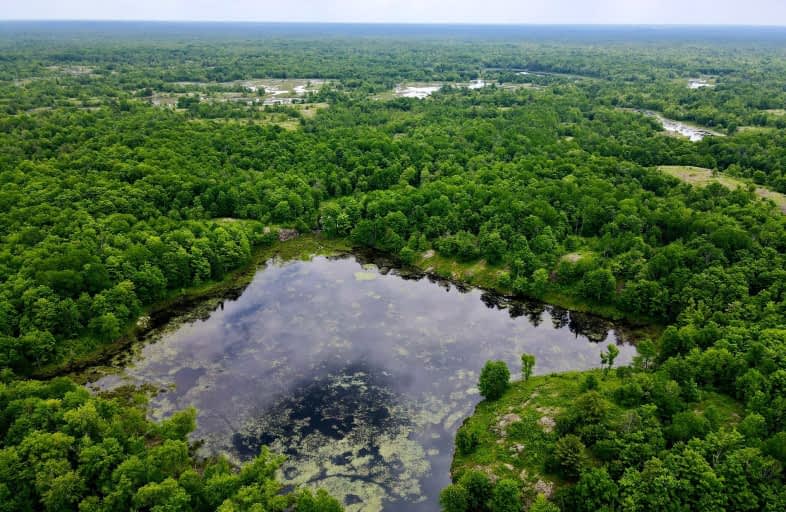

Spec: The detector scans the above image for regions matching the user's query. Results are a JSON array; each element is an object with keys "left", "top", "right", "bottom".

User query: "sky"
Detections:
[{"left": 3, "top": 0, "right": 786, "bottom": 26}]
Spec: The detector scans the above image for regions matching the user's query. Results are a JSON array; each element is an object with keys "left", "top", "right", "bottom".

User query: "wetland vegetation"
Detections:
[
  {"left": 3, "top": 21, "right": 786, "bottom": 512},
  {"left": 86, "top": 252, "right": 636, "bottom": 511}
]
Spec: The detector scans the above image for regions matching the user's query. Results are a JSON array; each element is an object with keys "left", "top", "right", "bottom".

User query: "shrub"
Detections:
[
  {"left": 440, "top": 483, "right": 469, "bottom": 512},
  {"left": 489, "top": 479, "right": 520, "bottom": 512},
  {"left": 553, "top": 434, "right": 586, "bottom": 479},
  {"left": 295, "top": 488, "right": 343, "bottom": 512},
  {"left": 580, "top": 268, "right": 616, "bottom": 302},
  {"left": 580, "top": 373, "right": 599, "bottom": 391},
  {"left": 437, "top": 231, "right": 480, "bottom": 261},
  {"left": 458, "top": 470, "right": 492, "bottom": 511},
  {"left": 558, "top": 391, "right": 610, "bottom": 436},
  {"left": 573, "top": 468, "right": 618, "bottom": 512},
  {"left": 456, "top": 426, "right": 480, "bottom": 455},
  {"left": 478, "top": 360, "right": 510, "bottom": 401},
  {"left": 613, "top": 382, "right": 645, "bottom": 407},
  {"left": 529, "top": 494, "right": 560, "bottom": 512},
  {"left": 738, "top": 413, "right": 767, "bottom": 441},
  {"left": 665, "top": 411, "right": 710, "bottom": 445},
  {"left": 399, "top": 246, "right": 416, "bottom": 265}
]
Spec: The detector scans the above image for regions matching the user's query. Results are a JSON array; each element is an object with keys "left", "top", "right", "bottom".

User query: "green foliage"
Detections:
[
  {"left": 633, "top": 339, "right": 656, "bottom": 370},
  {"left": 437, "top": 231, "right": 481, "bottom": 262},
  {"left": 529, "top": 494, "right": 560, "bottom": 512},
  {"left": 294, "top": 488, "right": 344, "bottom": 512},
  {"left": 5, "top": 24, "right": 786, "bottom": 512},
  {"left": 572, "top": 468, "right": 618, "bottom": 512},
  {"left": 456, "top": 426, "right": 480, "bottom": 456},
  {"left": 738, "top": 413, "right": 767, "bottom": 441},
  {"left": 580, "top": 268, "right": 616, "bottom": 303},
  {"left": 440, "top": 483, "right": 469, "bottom": 512},
  {"left": 600, "top": 344, "right": 620, "bottom": 375},
  {"left": 553, "top": 434, "right": 586, "bottom": 479},
  {"left": 479, "top": 231, "right": 507, "bottom": 265},
  {"left": 530, "top": 269, "right": 550, "bottom": 297},
  {"left": 457, "top": 470, "right": 492, "bottom": 511},
  {"left": 619, "top": 448, "right": 727, "bottom": 511},
  {"left": 580, "top": 373, "right": 599, "bottom": 392},
  {"left": 577, "top": 395, "right": 611, "bottom": 430},
  {"left": 521, "top": 353, "right": 536, "bottom": 381},
  {"left": 399, "top": 246, "right": 417, "bottom": 265},
  {"left": 453, "top": 367, "right": 769, "bottom": 511},
  {"left": 0, "top": 378, "right": 342, "bottom": 512},
  {"left": 488, "top": 479, "right": 520, "bottom": 512},
  {"left": 666, "top": 411, "right": 711, "bottom": 445},
  {"left": 478, "top": 360, "right": 510, "bottom": 401}
]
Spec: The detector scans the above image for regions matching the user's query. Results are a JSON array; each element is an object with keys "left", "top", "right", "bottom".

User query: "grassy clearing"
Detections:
[
  {"left": 560, "top": 251, "right": 590, "bottom": 263},
  {"left": 737, "top": 125, "right": 777, "bottom": 134},
  {"left": 267, "top": 233, "right": 350, "bottom": 261},
  {"left": 451, "top": 370, "right": 743, "bottom": 491},
  {"left": 451, "top": 371, "right": 586, "bottom": 488},
  {"left": 659, "top": 165, "right": 786, "bottom": 213},
  {"left": 409, "top": 249, "right": 642, "bottom": 324},
  {"left": 539, "top": 290, "right": 627, "bottom": 321},
  {"left": 298, "top": 102, "right": 329, "bottom": 118},
  {"left": 371, "top": 90, "right": 398, "bottom": 101},
  {"left": 499, "top": 83, "right": 542, "bottom": 91},
  {"left": 755, "top": 188, "right": 786, "bottom": 213},
  {"left": 185, "top": 103, "right": 328, "bottom": 130},
  {"left": 414, "top": 251, "right": 505, "bottom": 289},
  {"left": 659, "top": 165, "right": 746, "bottom": 189}
]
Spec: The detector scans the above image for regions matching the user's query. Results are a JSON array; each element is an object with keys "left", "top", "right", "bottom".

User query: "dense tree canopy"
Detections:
[
  {"left": 0, "top": 377, "right": 342, "bottom": 512},
  {"left": 2, "top": 22, "right": 786, "bottom": 512}
]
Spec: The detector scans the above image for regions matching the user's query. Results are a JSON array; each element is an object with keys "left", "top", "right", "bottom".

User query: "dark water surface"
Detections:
[{"left": 90, "top": 254, "right": 636, "bottom": 511}]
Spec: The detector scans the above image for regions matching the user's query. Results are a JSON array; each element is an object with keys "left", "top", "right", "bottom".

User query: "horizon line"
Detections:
[{"left": 2, "top": 19, "right": 786, "bottom": 28}]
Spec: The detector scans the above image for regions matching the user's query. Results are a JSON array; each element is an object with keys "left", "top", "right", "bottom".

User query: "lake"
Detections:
[{"left": 88, "top": 253, "right": 637, "bottom": 511}]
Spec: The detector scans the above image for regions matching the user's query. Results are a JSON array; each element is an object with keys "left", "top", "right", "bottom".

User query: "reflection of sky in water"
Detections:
[{"left": 91, "top": 255, "right": 636, "bottom": 512}]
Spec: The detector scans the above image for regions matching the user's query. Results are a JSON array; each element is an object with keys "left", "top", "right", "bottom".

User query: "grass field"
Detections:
[
  {"left": 185, "top": 103, "right": 329, "bottom": 130},
  {"left": 659, "top": 165, "right": 786, "bottom": 213},
  {"left": 737, "top": 125, "right": 777, "bottom": 134}
]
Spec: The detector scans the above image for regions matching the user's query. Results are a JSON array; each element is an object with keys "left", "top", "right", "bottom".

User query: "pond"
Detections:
[
  {"left": 394, "top": 84, "right": 443, "bottom": 99},
  {"left": 392, "top": 81, "right": 490, "bottom": 99},
  {"left": 688, "top": 78, "right": 714, "bottom": 90},
  {"left": 88, "top": 253, "right": 637, "bottom": 512},
  {"left": 637, "top": 110, "right": 722, "bottom": 142}
]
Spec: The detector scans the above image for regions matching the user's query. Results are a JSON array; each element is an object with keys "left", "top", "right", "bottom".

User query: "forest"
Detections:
[{"left": 2, "top": 21, "right": 786, "bottom": 511}]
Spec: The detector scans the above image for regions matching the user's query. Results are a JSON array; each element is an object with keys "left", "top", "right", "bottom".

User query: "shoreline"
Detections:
[
  {"left": 32, "top": 235, "right": 351, "bottom": 380},
  {"left": 35, "top": 234, "right": 658, "bottom": 381}
]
